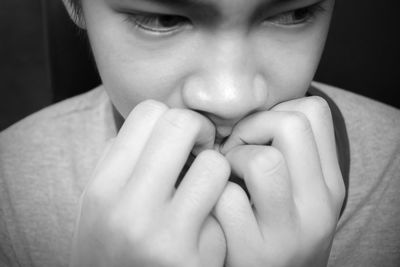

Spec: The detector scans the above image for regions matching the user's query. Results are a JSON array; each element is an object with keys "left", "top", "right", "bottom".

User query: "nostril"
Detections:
[
  {"left": 182, "top": 72, "right": 270, "bottom": 121},
  {"left": 188, "top": 109, "right": 237, "bottom": 132},
  {"left": 189, "top": 109, "right": 212, "bottom": 119}
]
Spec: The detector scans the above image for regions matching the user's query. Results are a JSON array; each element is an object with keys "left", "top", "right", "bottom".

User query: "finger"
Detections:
[
  {"left": 171, "top": 150, "right": 230, "bottom": 233},
  {"left": 221, "top": 111, "right": 329, "bottom": 206},
  {"left": 88, "top": 100, "right": 168, "bottom": 197},
  {"left": 214, "top": 182, "right": 262, "bottom": 264},
  {"left": 225, "top": 145, "right": 296, "bottom": 228},
  {"left": 198, "top": 216, "right": 226, "bottom": 267},
  {"left": 272, "top": 97, "right": 345, "bottom": 208},
  {"left": 171, "top": 150, "right": 229, "bottom": 231},
  {"left": 123, "top": 109, "right": 216, "bottom": 203},
  {"left": 85, "top": 138, "right": 115, "bottom": 187}
]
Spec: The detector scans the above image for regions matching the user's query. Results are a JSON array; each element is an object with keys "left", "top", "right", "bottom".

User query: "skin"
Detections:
[{"left": 63, "top": 0, "right": 345, "bottom": 266}]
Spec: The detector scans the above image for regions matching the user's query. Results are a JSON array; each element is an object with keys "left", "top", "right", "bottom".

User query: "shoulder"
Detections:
[
  {"left": 312, "top": 81, "right": 400, "bottom": 149},
  {"left": 313, "top": 83, "right": 400, "bottom": 266},
  {"left": 0, "top": 87, "right": 115, "bottom": 265},
  {"left": 312, "top": 81, "right": 400, "bottom": 204},
  {"left": 312, "top": 81, "right": 400, "bottom": 125},
  {"left": 312, "top": 81, "right": 399, "bottom": 189},
  {"left": 0, "top": 86, "right": 113, "bottom": 149},
  {"left": 0, "top": 85, "right": 115, "bottom": 215},
  {"left": 0, "top": 86, "right": 115, "bottom": 181},
  {"left": 1, "top": 86, "right": 109, "bottom": 139}
]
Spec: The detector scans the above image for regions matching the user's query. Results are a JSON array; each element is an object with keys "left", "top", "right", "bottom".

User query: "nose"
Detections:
[{"left": 181, "top": 34, "right": 269, "bottom": 131}]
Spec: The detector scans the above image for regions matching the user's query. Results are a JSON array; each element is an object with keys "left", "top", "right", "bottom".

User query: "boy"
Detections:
[{"left": 0, "top": 0, "right": 399, "bottom": 266}]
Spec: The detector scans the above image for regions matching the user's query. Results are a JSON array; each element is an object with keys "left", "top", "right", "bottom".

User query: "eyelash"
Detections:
[
  {"left": 124, "top": 3, "right": 325, "bottom": 34},
  {"left": 124, "top": 13, "right": 191, "bottom": 34},
  {"left": 268, "top": 4, "right": 325, "bottom": 26}
]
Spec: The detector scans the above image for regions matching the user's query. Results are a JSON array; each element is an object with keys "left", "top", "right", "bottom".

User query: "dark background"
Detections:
[{"left": 1, "top": 0, "right": 399, "bottom": 131}]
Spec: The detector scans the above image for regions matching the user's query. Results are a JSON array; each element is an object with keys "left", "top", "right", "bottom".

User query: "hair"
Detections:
[{"left": 68, "top": 0, "right": 82, "bottom": 18}]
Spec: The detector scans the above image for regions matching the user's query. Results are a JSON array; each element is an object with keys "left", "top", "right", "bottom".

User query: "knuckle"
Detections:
[
  {"left": 248, "top": 147, "right": 284, "bottom": 175},
  {"left": 304, "top": 96, "right": 332, "bottom": 120},
  {"left": 216, "top": 182, "right": 250, "bottom": 221},
  {"left": 126, "top": 99, "right": 168, "bottom": 121},
  {"left": 197, "top": 150, "right": 230, "bottom": 177},
  {"left": 135, "top": 99, "right": 168, "bottom": 114},
  {"left": 222, "top": 182, "right": 248, "bottom": 206},
  {"left": 280, "top": 111, "right": 312, "bottom": 134},
  {"left": 306, "top": 95, "right": 329, "bottom": 109},
  {"left": 227, "top": 180, "right": 246, "bottom": 196},
  {"left": 163, "top": 109, "right": 200, "bottom": 132}
]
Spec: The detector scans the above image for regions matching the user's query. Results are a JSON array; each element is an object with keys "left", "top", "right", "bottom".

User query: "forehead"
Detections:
[
  {"left": 112, "top": 0, "right": 319, "bottom": 12},
  {"left": 110, "top": 0, "right": 321, "bottom": 22},
  {"left": 128, "top": 0, "right": 310, "bottom": 6}
]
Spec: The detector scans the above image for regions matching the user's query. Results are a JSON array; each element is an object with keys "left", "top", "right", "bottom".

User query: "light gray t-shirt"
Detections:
[{"left": 1, "top": 83, "right": 399, "bottom": 266}]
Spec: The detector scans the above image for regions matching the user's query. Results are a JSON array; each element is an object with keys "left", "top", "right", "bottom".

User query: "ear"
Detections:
[{"left": 61, "top": 0, "right": 86, "bottom": 29}]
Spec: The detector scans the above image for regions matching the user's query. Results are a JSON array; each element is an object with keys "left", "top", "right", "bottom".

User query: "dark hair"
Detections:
[{"left": 68, "top": 0, "right": 82, "bottom": 17}]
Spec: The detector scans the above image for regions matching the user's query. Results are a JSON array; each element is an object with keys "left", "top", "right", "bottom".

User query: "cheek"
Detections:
[
  {"left": 83, "top": 3, "right": 191, "bottom": 118},
  {"left": 97, "top": 53, "right": 182, "bottom": 118},
  {"left": 266, "top": 47, "right": 320, "bottom": 103},
  {"left": 255, "top": 26, "right": 329, "bottom": 105},
  {"left": 88, "top": 35, "right": 179, "bottom": 117},
  {"left": 88, "top": 36, "right": 189, "bottom": 118}
]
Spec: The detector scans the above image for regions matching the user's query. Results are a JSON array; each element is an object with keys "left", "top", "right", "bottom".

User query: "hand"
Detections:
[
  {"left": 214, "top": 96, "right": 345, "bottom": 267},
  {"left": 69, "top": 100, "right": 230, "bottom": 267}
]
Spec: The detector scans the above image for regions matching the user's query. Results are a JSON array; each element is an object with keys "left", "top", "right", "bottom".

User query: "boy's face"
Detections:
[{"left": 78, "top": 0, "right": 334, "bottom": 138}]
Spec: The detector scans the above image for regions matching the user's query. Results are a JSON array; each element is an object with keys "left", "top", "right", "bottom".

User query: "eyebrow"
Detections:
[
  {"left": 143, "top": 0, "right": 217, "bottom": 8},
  {"left": 138, "top": 0, "right": 220, "bottom": 18},
  {"left": 127, "top": 0, "right": 318, "bottom": 20},
  {"left": 143, "top": 0, "right": 307, "bottom": 7}
]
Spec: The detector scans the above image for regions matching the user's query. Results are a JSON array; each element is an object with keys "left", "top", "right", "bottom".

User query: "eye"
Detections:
[
  {"left": 267, "top": 4, "right": 325, "bottom": 26},
  {"left": 126, "top": 13, "right": 191, "bottom": 34}
]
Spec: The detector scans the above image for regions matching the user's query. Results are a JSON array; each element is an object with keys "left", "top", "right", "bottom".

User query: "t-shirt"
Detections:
[{"left": 1, "top": 82, "right": 399, "bottom": 267}]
